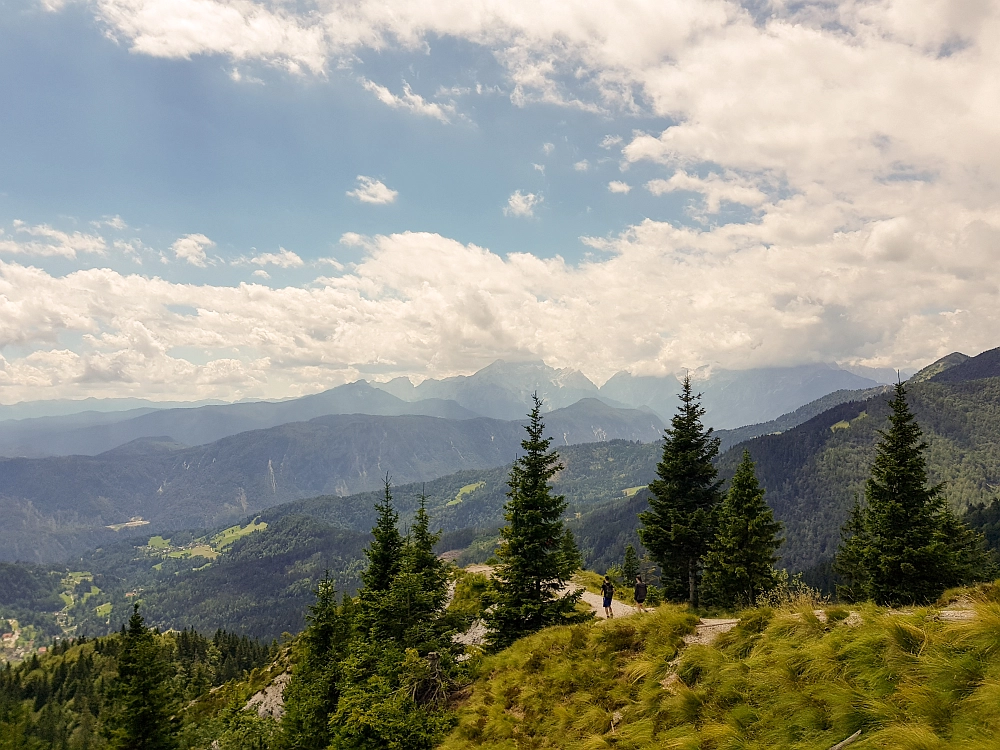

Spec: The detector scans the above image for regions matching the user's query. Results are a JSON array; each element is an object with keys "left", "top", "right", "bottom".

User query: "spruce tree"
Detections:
[
  {"left": 103, "top": 605, "right": 178, "bottom": 750},
  {"left": 835, "top": 381, "right": 991, "bottom": 604},
  {"left": 486, "top": 394, "right": 585, "bottom": 650},
  {"left": 622, "top": 544, "right": 640, "bottom": 583},
  {"left": 362, "top": 475, "right": 404, "bottom": 593},
  {"left": 702, "top": 450, "right": 784, "bottom": 608},
  {"left": 279, "top": 574, "right": 351, "bottom": 750},
  {"left": 639, "top": 375, "right": 723, "bottom": 606}
]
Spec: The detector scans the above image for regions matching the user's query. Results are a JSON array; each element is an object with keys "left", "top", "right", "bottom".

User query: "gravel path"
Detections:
[{"left": 577, "top": 589, "right": 636, "bottom": 619}]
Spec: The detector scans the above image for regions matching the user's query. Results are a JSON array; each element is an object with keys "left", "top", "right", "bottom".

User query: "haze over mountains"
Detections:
[
  {"left": 0, "top": 399, "right": 664, "bottom": 563},
  {"left": 372, "top": 359, "right": 893, "bottom": 427},
  {"left": 0, "top": 359, "right": 894, "bottom": 459},
  {"left": 0, "top": 351, "right": 983, "bottom": 573}
]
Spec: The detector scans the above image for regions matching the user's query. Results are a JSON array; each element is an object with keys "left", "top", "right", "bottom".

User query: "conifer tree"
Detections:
[
  {"left": 622, "top": 544, "right": 640, "bottom": 583},
  {"left": 103, "top": 605, "right": 178, "bottom": 750},
  {"left": 362, "top": 476, "right": 404, "bottom": 593},
  {"left": 486, "top": 394, "right": 585, "bottom": 650},
  {"left": 702, "top": 450, "right": 784, "bottom": 608},
  {"left": 331, "top": 495, "right": 457, "bottom": 749},
  {"left": 279, "top": 574, "right": 351, "bottom": 750},
  {"left": 835, "top": 381, "right": 991, "bottom": 604},
  {"left": 639, "top": 375, "right": 723, "bottom": 607}
]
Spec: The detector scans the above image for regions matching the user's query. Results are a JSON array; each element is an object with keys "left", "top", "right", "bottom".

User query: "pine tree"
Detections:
[
  {"left": 638, "top": 375, "right": 723, "bottom": 607},
  {"left": 330, "top": 496, "right": 457, "bottom": 750},
  {"left": 702, "top": 450, "right": 784, "bottom": 609},
  {"left": 362, "top": 476, "right": 404, "bottom": 593},
  {"left": 622, "top": 544, "right": 639, "bottom": 583},
  {"left": 835, "top": 381, "right": 992, "bottom": 604},
  {"left": 102, "top": 605, "right": 178, "bottom": 750},
  {"left": 279, "top": 574, "right": 351, "bottom": 750},
  {"left": 486, "top": 394, "right": 585, "bottom": 650}
]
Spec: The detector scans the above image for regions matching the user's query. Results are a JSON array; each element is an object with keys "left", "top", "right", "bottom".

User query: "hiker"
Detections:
[
  {"left": 601, "top": 576, "right": 615, "bottom": 618},
  {"left": 634, "top": 575, "right": 647, "bottom": 613}
]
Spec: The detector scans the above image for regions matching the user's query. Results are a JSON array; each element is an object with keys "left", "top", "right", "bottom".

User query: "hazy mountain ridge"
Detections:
[
  {"left": 1, "top": 359, "right": 895, "bottom": 459},
  {"left": 0, "top": 402, "right": 664, "bottom": 563},
  {"left": 373, "top": 359, "right": 889, "bottom": 429},
  {"left": 0, "top": 381, "right": 478, "bottom": 458}
]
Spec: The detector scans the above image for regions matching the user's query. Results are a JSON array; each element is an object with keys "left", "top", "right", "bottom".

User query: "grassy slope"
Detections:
[{"left": 442, "top": 584, "right": 1000, "bottom": 750}]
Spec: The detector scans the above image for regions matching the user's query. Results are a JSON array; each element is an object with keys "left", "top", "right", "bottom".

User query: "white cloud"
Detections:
[
  {"left": 646, "top": 171, "right": 768, "bottom": 213},
  {"left": 574, "top": 160, "right": 589, "bottom": 171},
  {"left": 532, "top": 163, "right": 545, "bottom": 174},
  {"left": 3, "top": 214, "right": 1000, "bottom": 402},
  {"left": 92, "top": 215, "right": 128, "bottom": 230},
  {"left": 250, "top": 247, "right": 304, "bottom": 267},
  {"left": 608, "top": 181, "right": 632, "bottom": 194},
  {"left": 503, "top": 190, "right": 542, "bottom": 218},
  {"left": 346, "top": 176, "right": 399, "bottom": 205},
  {"left": 91, "top": 0, "right": 327, "bottom": 73},
  {"left": 252, "top": 269, "right": 270, "bottom": 279},
  {"left": 360, "top": 78, "right": 455, "bottom": 122},
  {"left": 171, "top": 233, "right": 214, "bottom": 267},
  {"left": 0, "top": 221, "right": 106, "bottom": 258},
  {"left": 542, "top": 142, "right": 555, "bottom": 155},
  {"left": 25, "top": 0, "right": 1000, "bottom": 396}
]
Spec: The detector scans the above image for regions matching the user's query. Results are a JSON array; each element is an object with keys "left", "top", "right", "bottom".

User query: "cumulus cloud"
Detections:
[
  {"left": 347, "top": 176, "right": 399, "bottom": 205},
  {"left": 92, "top": 0, "right": 327, "bottom": 73},
  {"left": 0, "top": 221, "right": 106, "bottom": 258},
  {"left": 2, "top": 214, "right": 1000, "bottom": 402},
  {"left": 250, "top": 247, "right": 304, "bottom": 267},
  {"left": 24, "top": 0, "right": 1000, "bottom": 397},
  {"left": 503, "top": 190, "right": 542, "bottom": 218},
  {"left": 360, "top": 78, "right": 455, "bottom": 122},
  {"left": 574, "top": 160, "right": 589, "bottom": 171},
  {"left": 171, "top": 233, "right": 215, "bottom": 266},
  {"left": 608, "top": 181, "right": 632, "bottom": 194},
  {"left": 646, "top": 172, "right": 768, "bottom": 213}
]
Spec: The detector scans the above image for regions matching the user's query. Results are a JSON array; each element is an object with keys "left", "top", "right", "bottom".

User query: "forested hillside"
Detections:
[
  {"left": 67, "top": 516, "right": 370, "bottom": 640},
  {"left": 719, "top": 377, "right": 1000, "bottom": 571},
  {"left": 0, "top": 401, "right": 663, "bottom": 564}
]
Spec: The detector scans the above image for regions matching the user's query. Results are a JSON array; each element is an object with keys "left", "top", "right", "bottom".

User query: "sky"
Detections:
[{"left": 1, "top": 0, "right": 999, "bottom": 403}]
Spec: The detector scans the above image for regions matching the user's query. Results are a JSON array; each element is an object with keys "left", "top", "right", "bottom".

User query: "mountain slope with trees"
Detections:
[{"left": 0, "top": 402, "right": 663, "bottom": 564}]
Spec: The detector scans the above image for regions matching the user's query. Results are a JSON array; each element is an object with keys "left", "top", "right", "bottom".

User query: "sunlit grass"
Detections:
[
  {"left": 210, "top": 518, "right": 267, "bottom": 550},
  {"left": 441, "top": 582, "right": 1000, "bottom": 749}
]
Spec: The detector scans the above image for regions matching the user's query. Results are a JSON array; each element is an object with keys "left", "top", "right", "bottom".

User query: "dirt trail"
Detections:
[{"left": 577, "top": 589, "right": 635, "bottom": 619}]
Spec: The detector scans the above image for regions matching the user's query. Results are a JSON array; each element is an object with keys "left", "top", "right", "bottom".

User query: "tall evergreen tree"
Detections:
[
  {"left": 622, "top": 544, "right": 640, "bottom": 583},
  {"left": 639, "top": 375, "right": 723, "bottom": 607},
  {"left": 102, "top": 605, "right": 178, "bottom": 750},
  {"left": 278, "top": 575, "right": 351, "bottom": 750},
  {"left": 331, "top": 495, "right": 457, "bottom": 750},
  {"left": 362, "top": 475, "right": 404, "bottom": 593},
  {"left": 486, "top": 394, "right": 585, "bottom": 650},
  {"left": 835, "top": 381, "right": 992, "bottom": 604},
  {"left": 702, "top": 450, "right": 784, "bottom": 608}
]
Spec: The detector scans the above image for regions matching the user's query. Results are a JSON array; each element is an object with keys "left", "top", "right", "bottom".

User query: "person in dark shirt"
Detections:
[
  {"left": 633, "top": 576, "right": 648, "bottom": 613},
  {"left": 601, "top": 576, "right": 615, "bottom": 618}
]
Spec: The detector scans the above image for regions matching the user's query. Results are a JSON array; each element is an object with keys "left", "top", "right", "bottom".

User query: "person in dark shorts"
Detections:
[
  {"left": 634, "top": 576, "right": 648, "bottom": 613},
  {"left": 601, "top": 576, "right": 615, "bottom": 618}
]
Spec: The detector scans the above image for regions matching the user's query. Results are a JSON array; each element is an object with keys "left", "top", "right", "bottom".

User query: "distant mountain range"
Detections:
[
  {"left": 0, "top": 399, "right": 664, "bottom": 563},
  {"left": 373, "top": 359, "right": 894, "bottom": 428},
  {"left": 0, "top": 382, "right": 479, "bottom": 458},
  {"left": 0, "top": 359, "right": 894, "bottom": 459},
  {"left": 7, "top": 346, "right": 1000, "bottom": 640}
]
